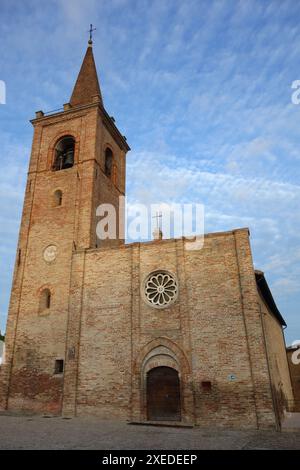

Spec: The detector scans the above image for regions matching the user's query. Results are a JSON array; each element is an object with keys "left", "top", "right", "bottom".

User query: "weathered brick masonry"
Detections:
[
  {"left": 287, "top": 346, "right": 300, "bottom": 411},
  {"left": 0, "top": 41, "right": 295, "bottom": 429}
]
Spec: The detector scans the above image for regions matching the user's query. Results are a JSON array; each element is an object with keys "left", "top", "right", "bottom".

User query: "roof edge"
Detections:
[{"left": 255, "top": 270, "right": 286, "bottom": 327}]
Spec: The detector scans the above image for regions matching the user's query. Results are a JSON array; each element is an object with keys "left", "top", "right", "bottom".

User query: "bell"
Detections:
[
  {"left": 63, "top": 149, "right": 74, "bottom": 168},
  {"left": 54, "top": 153, "right": 63, "bottom": 170}
]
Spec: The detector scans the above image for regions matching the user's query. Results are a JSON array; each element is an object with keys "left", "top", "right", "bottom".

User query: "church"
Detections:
[{"left": 0, "top": 38, "right": 295, "bottom": 430}]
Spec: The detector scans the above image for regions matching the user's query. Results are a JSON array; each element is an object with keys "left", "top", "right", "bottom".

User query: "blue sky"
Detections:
[{"left": 0, "top": 0, "right": 299, "bottom": 344}]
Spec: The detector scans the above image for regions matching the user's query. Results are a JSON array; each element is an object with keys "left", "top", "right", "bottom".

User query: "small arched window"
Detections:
[
  {"left": 53, "top": 189, "right": 63, "bottom": 207},
  {"left": 39, "top": 288, "right": 51, "bottom": 313},
  {"left": 105, "top": 148, "right": 113, "bottom": 178},
  {"left": 53, "top": 136, "right": 75, "bottom": 171}
]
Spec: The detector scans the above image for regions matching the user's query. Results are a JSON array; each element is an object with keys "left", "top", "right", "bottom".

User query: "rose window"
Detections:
[{"left": 144, "top": 271, "right": 178, "bottom": 308}]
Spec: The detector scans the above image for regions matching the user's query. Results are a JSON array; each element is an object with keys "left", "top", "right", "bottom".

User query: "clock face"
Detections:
[{"left": 43, "top": 245, "right": 58, "bottom": 263}]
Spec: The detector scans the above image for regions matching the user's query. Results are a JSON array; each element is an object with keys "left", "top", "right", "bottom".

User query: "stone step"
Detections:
[{"left": 128, "top": 420, "right": 194, "bottom": 428}]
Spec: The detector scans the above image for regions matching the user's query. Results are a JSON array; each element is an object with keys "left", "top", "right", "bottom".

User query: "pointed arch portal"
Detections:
[{"left": 146, "top": 366, "right": 181, "bottom": 421}]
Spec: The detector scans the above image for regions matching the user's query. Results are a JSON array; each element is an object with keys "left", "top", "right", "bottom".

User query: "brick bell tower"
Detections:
[{"left": 0, "top": 38, "right": 130, "bottom": 414}]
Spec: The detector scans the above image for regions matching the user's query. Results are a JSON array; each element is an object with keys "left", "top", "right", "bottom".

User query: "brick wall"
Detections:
[
  {"left": 287, "top": 347, "right": 300, "bottom": 411},
  {"left": 259, "top": 294, "right": 294, "bottom": 420},
  {"left": 60, "top": 229, "right": 279, "bottom": 429}
]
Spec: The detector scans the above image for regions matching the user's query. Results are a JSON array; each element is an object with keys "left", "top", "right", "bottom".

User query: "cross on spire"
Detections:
[{"left": 88, "top": 24, "right": 96, "bottom": 44}]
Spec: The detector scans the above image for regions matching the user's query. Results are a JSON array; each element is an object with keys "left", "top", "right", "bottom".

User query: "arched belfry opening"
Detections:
[
  {"left": 53, "top": 136, "right": 75, "bottom": 171},
  {"left": 104, "top": 147, "right": 113, "bottom": 177},
  {"left": 146, "top": 366, "right": 181, "bottom": 421}
]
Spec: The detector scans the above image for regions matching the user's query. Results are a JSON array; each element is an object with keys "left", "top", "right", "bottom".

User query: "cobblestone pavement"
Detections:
[{"left": 0, "top": 415, "right": 299, "bottom": 449}]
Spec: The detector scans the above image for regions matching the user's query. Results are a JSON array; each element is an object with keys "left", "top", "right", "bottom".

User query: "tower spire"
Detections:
[{"left": 69, "top": 30, "right": 102, "bottom": 108}]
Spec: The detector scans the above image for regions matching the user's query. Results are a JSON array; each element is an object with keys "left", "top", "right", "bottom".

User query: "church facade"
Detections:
[{"left": 0, "top": 41, "right": 294, "bottom": 429}]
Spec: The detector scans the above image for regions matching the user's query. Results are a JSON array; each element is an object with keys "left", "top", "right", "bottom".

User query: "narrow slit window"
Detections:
[
  {"left": 54, "top": 189, "right": 63, "bottom": 207},
  {"left": 54, "top": 359, "right": 64, "bottom": 374},
  {"left": 39, "top": 288, "right": 51, "bottom": 313}
]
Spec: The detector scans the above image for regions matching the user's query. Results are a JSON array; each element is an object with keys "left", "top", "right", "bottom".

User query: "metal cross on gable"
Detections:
[
  {"left": 88, "top": 24, "right": 96, "bottom": 43},
  {"left": 152, "top": 211, "right": 162, "bottom": 229}
]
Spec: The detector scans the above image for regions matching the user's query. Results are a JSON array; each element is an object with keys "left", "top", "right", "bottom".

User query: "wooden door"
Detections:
[{"left": 147, "top": 366, "right": 181, "bottom": 421}]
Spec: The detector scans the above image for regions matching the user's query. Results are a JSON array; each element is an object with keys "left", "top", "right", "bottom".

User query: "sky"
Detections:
[{"left": 0, "top": 0, "right": 299, "bottom": 345}]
